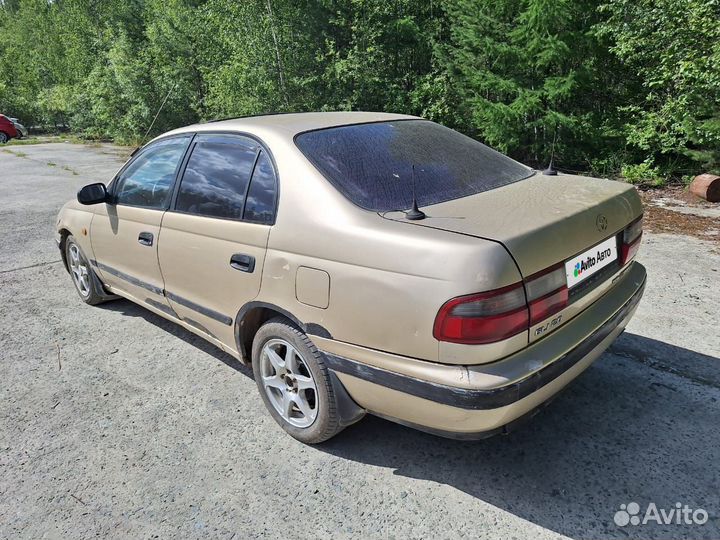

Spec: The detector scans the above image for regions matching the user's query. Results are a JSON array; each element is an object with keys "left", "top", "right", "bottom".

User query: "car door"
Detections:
[
  {"left": 90, "top": 135, "right": 192, "bottom": 311},
  {"left": 158, "top": 133, "right": 278, "bottom": 351}
]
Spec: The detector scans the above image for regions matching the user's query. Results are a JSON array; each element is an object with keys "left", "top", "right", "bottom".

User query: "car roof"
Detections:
[{"left": 164, "top": 111, "right": 420, "bottom": 140}]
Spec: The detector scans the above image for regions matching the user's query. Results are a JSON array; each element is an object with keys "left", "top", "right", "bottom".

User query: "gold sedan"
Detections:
[{"left": 56, "top": 112, "right": 646, "bottom": 443}]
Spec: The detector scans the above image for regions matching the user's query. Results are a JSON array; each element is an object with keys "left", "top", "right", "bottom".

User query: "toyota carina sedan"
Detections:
[{"left": 56, "top": 112, "right": 646, "bottom": 443}]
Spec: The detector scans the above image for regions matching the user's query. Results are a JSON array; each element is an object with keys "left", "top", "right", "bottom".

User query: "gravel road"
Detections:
[{"left": 1, "top": 143, "right": 719, "bottom": 539}]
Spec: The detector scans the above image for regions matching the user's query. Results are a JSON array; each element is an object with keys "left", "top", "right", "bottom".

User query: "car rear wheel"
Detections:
[
  {"left": 65, "top": 235, "right": 108, "bottom": 305},
  {"left": 0, "top": 132, "right": 8, "bottom": 144},
  {"left": 252, "top": 318, "right": 345, "bottom": 443}
]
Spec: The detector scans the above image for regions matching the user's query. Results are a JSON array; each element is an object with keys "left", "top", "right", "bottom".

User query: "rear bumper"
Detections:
[{"left": 318, "top": 261, "right": 646, "bottom": 437}]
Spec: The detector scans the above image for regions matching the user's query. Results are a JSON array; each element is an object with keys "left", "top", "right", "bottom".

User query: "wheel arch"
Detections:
[
  {"left": 234, "top": 301, "right": 332, "bottom": 364},
  {"left": 58, "top": 228, "right": 72, "bottom": 273}
]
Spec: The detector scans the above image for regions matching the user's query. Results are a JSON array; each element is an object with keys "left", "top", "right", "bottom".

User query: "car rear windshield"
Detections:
[{"left": 295, "top": 119, "right": 534, "bottom": 212}]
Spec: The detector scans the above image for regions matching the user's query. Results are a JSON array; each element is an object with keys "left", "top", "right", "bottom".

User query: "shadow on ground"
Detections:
[
  {"left": 102, "top": 298, "right": 253, "bottom": 378},
  {"left": 104, "top": 299, "right": 720, "bottom": 540}
]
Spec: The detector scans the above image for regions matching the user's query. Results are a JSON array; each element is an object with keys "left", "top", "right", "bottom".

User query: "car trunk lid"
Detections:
[{"left": 382, "top": 172, "right": 642, "bottom": 278}]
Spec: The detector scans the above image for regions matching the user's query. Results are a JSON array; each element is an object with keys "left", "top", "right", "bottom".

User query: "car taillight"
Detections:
[
  {"left": 524, "top": 264, "right": 568, "bottom": 325},
  {"left": 433, "top": 283, "right": 529, "bottom": 344},
  {"left": 621, "top": 216, "right": 643, "bottom": 265},
  {"left": 434, "top": 264, "right": 574, "bottom": 344}
]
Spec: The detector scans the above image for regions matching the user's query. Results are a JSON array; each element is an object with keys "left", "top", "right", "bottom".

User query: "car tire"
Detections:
[
  {"left": 252, "top": 317, "right": 345, "bottom": 444},
  {"left": 64, "top": 235, "right": 108, "bottom": 305},
  {"left": 0, "top": 132, "right": 8, "bottom": 144}
]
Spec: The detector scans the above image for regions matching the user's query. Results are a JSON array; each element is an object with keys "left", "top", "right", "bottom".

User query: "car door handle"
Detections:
[
  {"left": 230, "top": 253, "right": 255, "bottom": 273},
  {"left": 138, "top": 232, "right": 154, "bottom": 246}
]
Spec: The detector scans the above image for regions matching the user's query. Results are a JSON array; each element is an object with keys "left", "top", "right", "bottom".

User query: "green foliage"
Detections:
[
  {"left": 597, "top": 0, "right": 720, "bottom": 175},
  {"left": 195, "top": 0, "right": 321, "bottom": 117},
  {"left": 436, "top": 0, "right": 638, "bottom": 170},
  {"left": 314, "top": 1, "right": 439, "bottom": 114},
  {"left": 0, "top": 0, "right": 717, "bottom": 181},
  {"left": 682, "top": 174, "right": 696, "bottom": 186},
  {"left": 621, "top": 160, "right": 666, "bottom": 187},
  {"left": 587, "top": 150, "right": 632, "bottom": 179}
]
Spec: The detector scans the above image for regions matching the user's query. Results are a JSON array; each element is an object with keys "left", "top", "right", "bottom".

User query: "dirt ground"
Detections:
[
  {"left": 1, "top": 144, "right": 719, "bottom": 539},
  {"left": 639, "top": 186, "right": 720, "bottom": 241}
]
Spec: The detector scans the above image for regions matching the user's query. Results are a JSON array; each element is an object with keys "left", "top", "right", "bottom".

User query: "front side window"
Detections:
[
  {"left": 175, "top": 135, "right": 258, "bottom": 220},
  {"left": 115, "top": 136, "right": 191, "bottom": 209},
  {"left": 295, "top": 120, "right": 534, "bottom": 212}
]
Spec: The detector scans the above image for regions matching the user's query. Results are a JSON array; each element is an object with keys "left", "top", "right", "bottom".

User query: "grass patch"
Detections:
[
  {"left": 47, "top": 161, "right": 57, "bottom": 167},
  {"left": 6, "top": 137, "right": 47, "bottom": 146},
  {"left": 58, "top": 134, "right": 104, "bottom": 147},
  {"left": 7, "top": 134, "right": 112, "bottom": 147},
  {"left": 61, "top": 165, "right": 79, "bottom": 175},
  {"left": 1, "top": 148, "right": 28, "bottom": 157},
  {"left": 6, "top": 134, "right": 135, "bottom": 156}
]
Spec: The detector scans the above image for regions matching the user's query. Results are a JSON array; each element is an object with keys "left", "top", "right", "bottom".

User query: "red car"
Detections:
[{"left": 0, "top": 114, "right": 19, "bottom": 143}]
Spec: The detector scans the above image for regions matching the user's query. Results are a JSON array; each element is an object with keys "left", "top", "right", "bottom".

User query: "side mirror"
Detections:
[{"left": 77, "top": 183, "right": 109, "bottom": 205}]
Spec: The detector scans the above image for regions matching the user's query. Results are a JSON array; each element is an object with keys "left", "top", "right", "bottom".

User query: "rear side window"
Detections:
[
  {"left": 295, "top": 120, "right": 534, "bottom": 212},
  {"left": 244, "top": 151, "right": 277, "bottom": 224},
  {"left": 176, "top": 135, "right": 258, "bottom": 219},
  {"left": 115, "top": 136, "right": 191, "bottom": 209}
]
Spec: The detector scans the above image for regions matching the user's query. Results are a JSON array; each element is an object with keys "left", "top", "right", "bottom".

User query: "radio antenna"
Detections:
[
  {"left": 406, "top": 164, "right": 426, "bottom": 220},
  {"left": 139, "top": 82, "right": 178, "bottom": 148},
  {"left": 543, "top": 129, "right": 558, "bottom": 176}
]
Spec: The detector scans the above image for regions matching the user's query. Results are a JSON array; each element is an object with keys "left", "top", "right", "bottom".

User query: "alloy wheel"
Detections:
[
  {"left": 68, "top": 243, "right": 91, "bottom": 298},
  {"left": 259, "top": 338, "right": 319, "bottom": 428}
]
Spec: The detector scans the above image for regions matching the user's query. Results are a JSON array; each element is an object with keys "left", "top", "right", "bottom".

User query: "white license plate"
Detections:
[{"left": 565, "top": 236, "right": 618, "bottom": 288}]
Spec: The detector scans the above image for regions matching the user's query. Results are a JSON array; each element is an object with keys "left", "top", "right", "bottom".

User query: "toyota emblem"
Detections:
[{"left": 596, "top": 214, "right": 608, "bottom": 232}]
